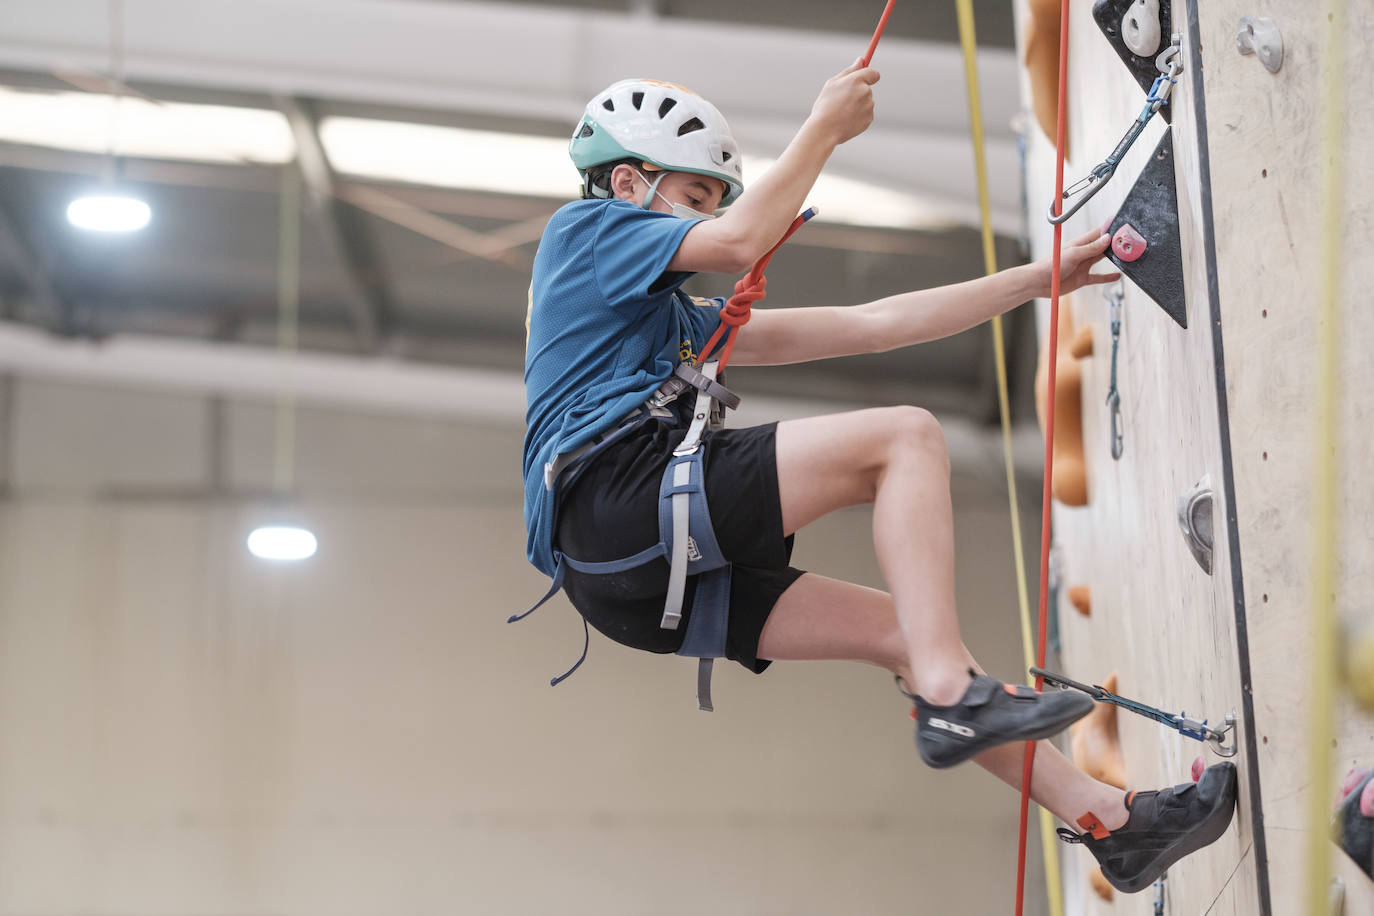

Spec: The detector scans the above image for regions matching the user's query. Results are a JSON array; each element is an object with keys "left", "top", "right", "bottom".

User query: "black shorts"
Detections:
[{"left": 555, "top": 415, "right": 806, "bottom": 674}]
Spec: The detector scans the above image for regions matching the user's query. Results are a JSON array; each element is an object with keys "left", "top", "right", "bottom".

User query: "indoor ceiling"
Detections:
[{"left": 0, "top": 0, "right": 1041, "bottom": 424}]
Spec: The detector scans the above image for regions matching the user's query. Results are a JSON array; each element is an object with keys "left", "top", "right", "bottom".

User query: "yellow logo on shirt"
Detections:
[{"left": 680, "top": 297, "right": 717, "bottom": 363}]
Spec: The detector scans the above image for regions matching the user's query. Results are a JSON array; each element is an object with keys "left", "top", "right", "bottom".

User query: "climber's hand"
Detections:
[{"left": 1036, "top": 228, "right": 1120, "bottom": 298}]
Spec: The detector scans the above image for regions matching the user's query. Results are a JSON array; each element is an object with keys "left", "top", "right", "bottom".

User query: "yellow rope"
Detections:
[
  {"left": 953, "top": 3, "right": 1063, "bottom": 914},
  {"left": 1306, "top": 0, "right": 1345, "bottom": 909}
]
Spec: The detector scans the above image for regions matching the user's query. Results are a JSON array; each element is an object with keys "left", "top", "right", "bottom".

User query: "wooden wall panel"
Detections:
[
  {"left": 1198, "top": 0, "right": 1374, "bottom": 912},
  {"left": 1014, "top": 0, "right": 1374, "bottom": 912}
]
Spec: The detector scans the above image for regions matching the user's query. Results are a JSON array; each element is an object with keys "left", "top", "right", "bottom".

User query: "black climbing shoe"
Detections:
[
  {"left": 1333, "top": 767, "right": 1374, "bottom": 880},
  {"left": 1059, "top": 761, "right": 1238, "bottom": 893},
  {"left": 901, "top": 671, "right": 1095, "bottom": 769}
]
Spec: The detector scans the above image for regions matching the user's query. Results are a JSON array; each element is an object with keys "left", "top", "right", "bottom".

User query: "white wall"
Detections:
[{"left": 0, "top": 375, "right": 1049, "bottom": 915}]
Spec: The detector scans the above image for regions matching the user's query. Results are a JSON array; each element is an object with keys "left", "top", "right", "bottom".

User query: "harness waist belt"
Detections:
[{"left": 517, "top": 361, "right": 737, "bottom": 711}]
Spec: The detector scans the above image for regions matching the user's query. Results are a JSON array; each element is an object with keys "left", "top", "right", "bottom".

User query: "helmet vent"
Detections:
[
  {"left": 658, "top": 98, "right": 677, "bottom": 118},
  {"left": 721, "top": 150, "right": 732, "bottom": 162},
  {"left": 602, "top": 99, "right": 614, "bottom": 111},
  {"left": 631, "top": 91, "right": 644, "bottom": 110},
  {"left": 577, "top": 123, "right": 594, "bottom": 139},
  {"left": 677, "top": 117, "right": 705, "bottom": 137}
]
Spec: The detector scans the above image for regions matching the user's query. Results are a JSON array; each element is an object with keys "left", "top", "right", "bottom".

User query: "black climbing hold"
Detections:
[
  {"left": 1107, "top": 128, "right": 1187, "bottom": 328},
  {"left": 1092, "top": 0, "right": 1175, "bottom": 124}
]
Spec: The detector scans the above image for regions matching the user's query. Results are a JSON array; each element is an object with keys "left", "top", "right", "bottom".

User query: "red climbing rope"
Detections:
[
  {"left": 694, "top": 0, "right": 896, "bottom": 373},
  {"left": 860, "top": 0, "right": 898, "bottom": 68},
  {"left": 694, "top": 209, "right": 812, "bottom": 371},
  {"left": 1014, "top": 0, "right": 1072, "bottom": 912}
]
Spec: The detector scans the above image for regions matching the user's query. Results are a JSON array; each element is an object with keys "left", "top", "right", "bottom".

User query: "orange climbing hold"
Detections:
[
  {"left": 1069, "top": 322, "right": 1094, "bottom": 359},
  {"left": 1023, "top": 0, "right": 1069, "bottom": 157},
  {"left": 1068, "top": 584, "right": 1092, "bottom": 617},
  {"left": 1071, "top": 672, "right": 1127, "bottom": 790},
  {"left": 1089, "top": 868, "right": 1115, "bottom": 901},
  {"left": 1036, "top": 300, "right": 1089, "bottom": 506}
]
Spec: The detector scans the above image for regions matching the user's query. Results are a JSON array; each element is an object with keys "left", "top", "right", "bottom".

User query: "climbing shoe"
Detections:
[
  {"left": 1059, "top": 761, "right": 1238, "bottom": 893},
  {"left": 902, "top": 671, "right": 1095, "bottom": 769},
  {"left": 1332, "top": 767, "right": 1374, "bottom": 880}
]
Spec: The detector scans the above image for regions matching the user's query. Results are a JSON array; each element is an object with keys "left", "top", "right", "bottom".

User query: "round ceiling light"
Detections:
[
  {"left": 247, "top": 526, "right": 318, "bottom": 561},
  {"left": 66, "top": 194, "right": 151, "bottom": 232}
]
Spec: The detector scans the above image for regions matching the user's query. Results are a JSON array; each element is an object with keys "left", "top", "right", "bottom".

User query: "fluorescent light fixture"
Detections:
[
  {"left": 247, "top": 525, "right": 318, "bottom": 561},
  {"left": 0, "top": 84, "right": 944, "bottom": 230},
  {"left": 742, "top": 156, "right": 952, "bottom": 231},
  {"left": 66, "top": 194, "right": 151, "bottom": 231},
  {"left": 0, "top": 86, "right": 294, "bottom": 164},
  {"left": 317, "top": 116, "right": 948, "bottom": 230},
  {"left": 320, "top": 117, "right": 576, "bottom": 198}
]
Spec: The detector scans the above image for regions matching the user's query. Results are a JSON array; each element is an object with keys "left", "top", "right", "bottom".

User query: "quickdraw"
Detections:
[
  {"left": 1030, "top": 666, "right": 1238, "bottom": 757},
  {"left": 1048, "top": 37, "right": 1183, "bottom": 226},
  {"left": 1105, "top": 280, "right": 1125, "bottom": 460}
]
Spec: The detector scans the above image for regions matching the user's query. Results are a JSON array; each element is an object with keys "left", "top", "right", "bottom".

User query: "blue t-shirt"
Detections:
[{"left": 523, "top": 198, "right": 725, "bottom": 576}]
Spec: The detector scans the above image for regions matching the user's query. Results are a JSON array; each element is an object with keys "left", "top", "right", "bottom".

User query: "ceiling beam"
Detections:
[
  {"left": 0, "top": 185, "right": 71, "bottom": 333},
  {"left": 0, "top": 318, "right": 1045, "bottom": 479},
  {"left": 278, "top": 94, "right": 390, "bottom": 353}
]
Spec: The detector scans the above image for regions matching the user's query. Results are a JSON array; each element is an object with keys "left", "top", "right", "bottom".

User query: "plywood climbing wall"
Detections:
[{"left": 1013, "top": 0, "right": 1374, "bottom": 913}]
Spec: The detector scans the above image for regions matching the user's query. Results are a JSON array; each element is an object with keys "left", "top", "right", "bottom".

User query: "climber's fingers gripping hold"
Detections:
[
  {"left": 1047, "top": 229, "right": 1122, "bottom": 297},
  {"left": 810, "top": 59, "right": 881, "bottom": 146}
]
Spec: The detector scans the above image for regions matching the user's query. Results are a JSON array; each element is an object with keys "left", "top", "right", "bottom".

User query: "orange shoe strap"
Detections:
[{"left": 1076, "top": 811, "right": 1111, "bottom": 840}]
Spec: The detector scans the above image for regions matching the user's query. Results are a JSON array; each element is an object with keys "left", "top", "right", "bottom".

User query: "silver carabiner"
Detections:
[
  {"left": 1048, "top": 163, "right": 1115, "bottom": 226},
  {"left": 1104, "top": 281, "right": 1125, "bottom": 460},
  {"left": 1049, "top": 37, "right": 1183, "bottom": 227},
  {"left": 1108, "top": 391, "right": 1124, "bottom": 460}
]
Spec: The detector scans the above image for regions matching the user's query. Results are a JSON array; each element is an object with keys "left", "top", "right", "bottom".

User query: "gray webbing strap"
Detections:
[
  {"left": 660, "top": 363, "right": 718, "bottom": 630},
  {"left": 672, "top": 361, "right": 741, "bottom": 410},
  {"left": 661, "top": 460, "right": 692, "bottom": 631},
  {"left": 696, "top": 659, "right": 715, "bottom": 712}
]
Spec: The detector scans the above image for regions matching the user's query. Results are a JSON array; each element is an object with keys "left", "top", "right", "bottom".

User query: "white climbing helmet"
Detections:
[{"left": 570, "top": 79, "right": 744, "bottom": 205}]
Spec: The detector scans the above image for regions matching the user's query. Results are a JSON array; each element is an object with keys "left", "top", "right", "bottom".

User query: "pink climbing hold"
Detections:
[
  {"left": 1343, "top": 767, "right": 1371, "bottom": 800},
  {"left": 1112, "top": 223, "right": 1148, "bottom": 262},
  {"left": 1192, "top": 756, "right": 1205, "bottom": 782},
  {"left": 1362, "top": 777, "right": 1374, "bottom": 818}
]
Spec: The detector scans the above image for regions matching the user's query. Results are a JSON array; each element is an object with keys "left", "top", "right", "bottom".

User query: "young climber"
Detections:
[{"left": 521, "top": 65, "right": 1237, "bottom": 893}]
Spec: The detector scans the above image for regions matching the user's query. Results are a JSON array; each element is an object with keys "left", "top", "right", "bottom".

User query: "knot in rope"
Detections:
[
  {"left": 721, "top": 272, "right": 767, "bottom": 328},
  {"left": 694, "top": 210, "right": 813, "bottom": 373}
]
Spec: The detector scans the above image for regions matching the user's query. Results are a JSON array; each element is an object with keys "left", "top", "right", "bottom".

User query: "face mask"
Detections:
[
  {"left": 669, "top": 202, "right": 716, "bottom": 221},
  {"left": 636, "top": 169, "right": 717, "bottom": 221}
]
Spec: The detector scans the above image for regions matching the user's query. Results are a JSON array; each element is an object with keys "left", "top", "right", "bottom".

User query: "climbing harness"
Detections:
[
  {"left": 1104, "top": 281, "right": 1125, "bottom": 460},
  {"left": 516, "top": 199, "right": 817, "bottom": 713},
  {"left": 512, "top": 352, "right": 741, "bottom": 711},
  {"left": 1030, "top": 666, "right": 1239, "bottom": 757},
  {"left": 1048, "top": 36, "right": 1183, "bottom": 226}
]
